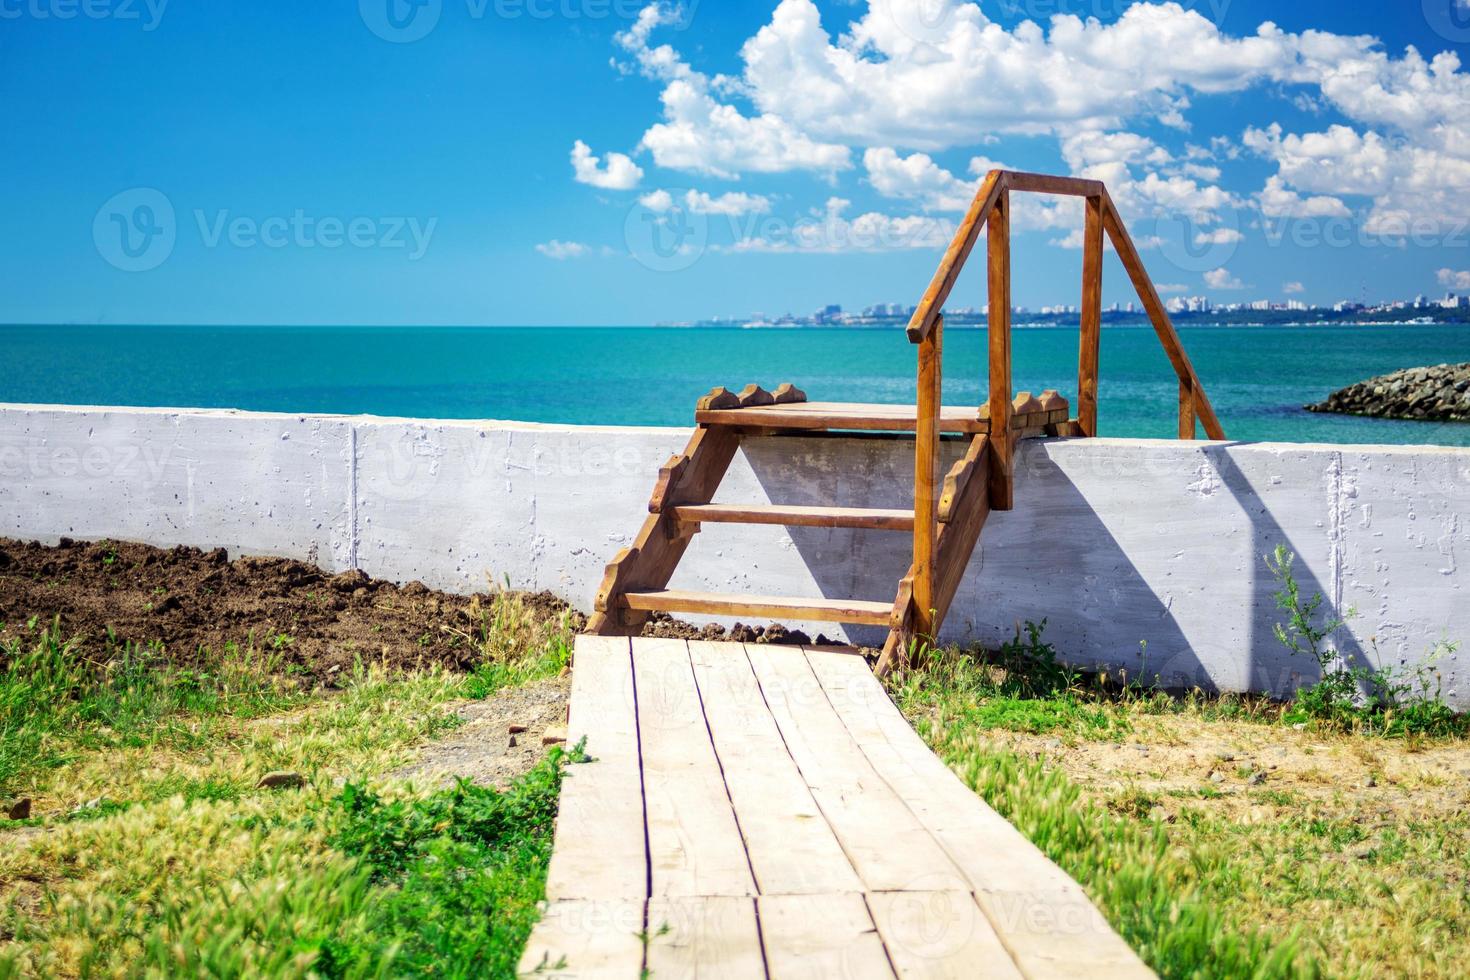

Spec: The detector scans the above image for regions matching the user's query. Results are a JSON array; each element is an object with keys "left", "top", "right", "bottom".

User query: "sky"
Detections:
[{"left": 2, "top": 0, "right": 1469, "bottom": 325}]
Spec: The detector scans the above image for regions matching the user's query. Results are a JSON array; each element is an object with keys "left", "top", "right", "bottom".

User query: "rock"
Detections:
[
  {"left": 1209, "top": 771, "right": 1226, "bottom": 784},
  {"left": 1247, "top": 771, "right": 1267, "bottom": 786},
  {"left": 542, "top": 725, "right": 567, "bottom": 746},
  {"left": 508, "top": 724, "right": 529, "bottom": 734},
  {"left": 256, "top": 771, "right": 305, "bottom": 790},
  {"left": 1044, "top": 738, "right": 1063, "bottom": 750},
  {"left": 1214, "top": 750, "right": 1236, "bottom": 763},
  {"left": 508, "top": 735, "right": 518, "bottom": 748},
  {"left": 1350, "top": 844, "right": 1376, "bottom": 861},
  {"left": 5, "top": 798, "right": 31, "bottom": 820},
  {"left": 1306, "top": 362, "right": 1470, "bottom": 423},
  {"left": 1364, "top": 775, "right": 1377, "bottom": 788}
]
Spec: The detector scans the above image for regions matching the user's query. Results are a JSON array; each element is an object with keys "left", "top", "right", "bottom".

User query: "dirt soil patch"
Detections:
[
  {"left": 0, "top": 537, "right": 582, "bottom": 683},
  {"left": 993, "top": 714, "right": 1470, "bottom": 830},
  {"left": 0, "top": 538, "right": 830, "bottom": 684},
  {"left": 392, "top": 677, "right": 571, "bottom": 790}
]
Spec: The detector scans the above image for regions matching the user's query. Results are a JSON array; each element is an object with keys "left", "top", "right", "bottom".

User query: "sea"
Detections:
[{"left": 3, "top": 323, "right": 1469, "bottom": 446}]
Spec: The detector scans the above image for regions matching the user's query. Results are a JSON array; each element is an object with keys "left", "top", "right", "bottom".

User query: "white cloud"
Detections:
[
  {"left": 570, "top": 140, "right": 644, "bottom": 190},
  {"left": 615, "top": 5, "right": 850, "bottom": 177},
  {"left": 1283, "top": 281, "right": 1305, "bottom": 294},
  {"left": 863, "top": 147, "right": 985, "bottom": 212},
  {"left": 1204, "top": 268, "right": 1247, "bottom": 290},
  {"left": 1194, "top": 228, "right": 1244, "bottom": 245},
  {"left": 638, "top": 189, "right": 674, "bottom": 212},
  {"left": 1253, "top": 175, "right": 1351, "bottom": 218},
  {"left": 1438, "top": 268, "right": 1470, "bottom": 290},
  {"left": 639, "top": 188, "right": 773, "bottom": 216},
  {"left": 607, "top": 2, "right": 1470, "bottom": 242},
  {"left": 683, "top": 189, "right": 772, "bottom": 215},
  {"left": 723, "top": 197, "right": 953, "bottom": 253},
  {"left": 536, "top": 239, "right": 590, "bottom": 259}
]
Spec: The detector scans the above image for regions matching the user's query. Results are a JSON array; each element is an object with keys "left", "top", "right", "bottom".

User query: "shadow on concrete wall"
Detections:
[{"left": 741, "top": 435, "right": 1366, "bottom": 701}]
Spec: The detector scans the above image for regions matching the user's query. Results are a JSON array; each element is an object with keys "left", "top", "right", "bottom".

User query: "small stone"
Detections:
[
  {"left": 1350, "top": 844, "right": 1376, "bottom": 861},
  {"left": 1292, "top": 722, "right": 1307, "bottom": 731},
  {"left": 1214, "top": 750, "right": 1235, "bottom": 763},
  {"left": 5, "top": 798, "right": 31, "bottom": 821},
  {"left": 508, "top": 735, "right": 518, "bottom": 748},
  {"left": 1247, "top": 771, "right": 1267, "bottom": 786},
  {"left": 1044, "top": 738, "right": 1063, "bottom": 750},
  {"left": 542, "top": 726, "right": 568, "bottom": 746},
  {"left": 1209, "top": 772, "right": 1226, "bottom": 784},
  {"left": 1364, "top": 775, "right": 1377, "bottom": 788},
  {"left": 508, "top": 723, "right": 529, "bottom": 734},
  {"left": 256, "top": 771, "right": 305, "bottom": 790}
]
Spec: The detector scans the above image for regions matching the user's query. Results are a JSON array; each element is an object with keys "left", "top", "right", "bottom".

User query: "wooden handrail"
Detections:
[
  {"left": 905, "top": 169, "right": 1226, "bottom": 443},
  {"left": 906, "top": 170, "right": 1006, "bottom": 343}
]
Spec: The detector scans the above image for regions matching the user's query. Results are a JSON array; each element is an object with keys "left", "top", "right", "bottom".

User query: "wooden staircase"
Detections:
[{"left": 587, "top": 170, "right": 1226, "bottom": 675}]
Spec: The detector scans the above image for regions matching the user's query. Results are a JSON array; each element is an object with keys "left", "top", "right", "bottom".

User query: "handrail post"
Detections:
[
  {"left": 912, "top": 315, "right": 942, "bottom": 640},
  {"left": 987, "top": 190, "right": 1014, "bottom": 510},
  {"left": 1078, "top": 194, "right": 1104, "bottom": 437},
  {"left": 1179, "top": 378, "right": 1197, "bottom": 439}
]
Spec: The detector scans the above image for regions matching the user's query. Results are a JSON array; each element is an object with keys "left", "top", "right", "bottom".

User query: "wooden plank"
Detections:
[
  {"left": 622, "top": 590, "right": 893, "bottom": 626},
  {"left": 757, "top": 894, "right": 895, "bottom": 980},
  {"left": 518, "top": 899, "right": 646, "bottom": 980},
  {"left": 687, "top": 641, "right": 863, "bottom": 895},
  {"left": 633, "top": 638, "right": 756, "bottom": 899},
  {"left": 745, "top": 644, "right": 969, "bottom": 892},
  {"left": 670, "top": 503, "right": 915, "bottom": 532},
  {"left": 1079, "top": 194, "right": 1103, "bottom": 437},
  {"left": 1101, "top": 192, "right": 1225, "bottom": 440},
  {"left": 696, "top": 401, "right": 988, "bottom": 434},
  {"left": 987, "top": 190, "right": 1014, "bottom": 511},
  {"left": 646, "top": 897, "right": 766, "bottom": 980},
  {"left": 971, "top": 887, "right": 1154, "bottom": 978},
  {"left": 1179, "top": 377, "right": 1197, "bottom": 440},
  {"left": 807, "top": 649, "right": 1079, "bottom": 894},
  {"left": 912, "top": 316, "right": 942, "bottom": 639},
  {"left": 544, "top": 636, "right": 647, "bottom": 902},
  {"left": 866, "top": 891, "right": 1022, "bottom": 979},
  {"left": 906, "top": 169, "right": 1007, "bottom": 343},
  {"left": 588, "top": 425, "right": 740, "bottom": 635},
  {"left": 1003, "top": 171, "right": 1105, "bottom": 197},
  {"left": 807, "top": 651, "right": 1151, "bottom": 977}
]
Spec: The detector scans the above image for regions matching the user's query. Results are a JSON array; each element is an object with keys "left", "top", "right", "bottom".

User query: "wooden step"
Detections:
[
  {"left": 696, "top": 401, "right": 988, "bottom": 434},
  {"left": 670, "top": 504, "right": 915, "bottom": 531},
  {"left": 620, "top": 589, "right": 893, "bottom": 626}
]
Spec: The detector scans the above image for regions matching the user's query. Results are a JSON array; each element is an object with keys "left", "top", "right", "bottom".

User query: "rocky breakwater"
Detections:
[{"left": 1306, "top": 363, "right": 1470, "bottom": 422}]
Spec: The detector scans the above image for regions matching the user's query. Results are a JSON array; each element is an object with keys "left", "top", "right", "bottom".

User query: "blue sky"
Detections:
[{"left": 2, "top": 0, "right": 1468, "bottom": 325}]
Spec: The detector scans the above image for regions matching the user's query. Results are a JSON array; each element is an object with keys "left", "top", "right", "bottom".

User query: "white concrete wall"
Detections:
[{"left": 3, "top": 403, "right": 1465, "bottom": 707}]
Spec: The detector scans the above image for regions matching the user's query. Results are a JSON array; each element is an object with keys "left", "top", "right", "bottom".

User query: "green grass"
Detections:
[
  {"left": 1, "top": 617, "right": 306, "bottom": 798},
  {"left": 891, "top": 627, "right": 1470, "bottom": 978},
  {"left": 0, "top": 587, "right": 578, "bottom": 977}
]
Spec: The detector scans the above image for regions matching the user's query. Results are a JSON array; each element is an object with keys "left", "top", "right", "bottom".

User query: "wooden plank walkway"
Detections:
[{"left": 520, "top": 636, "right": 1152, "bottom": 979}]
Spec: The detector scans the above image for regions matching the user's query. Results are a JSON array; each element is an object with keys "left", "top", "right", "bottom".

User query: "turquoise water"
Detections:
[{"left": 3, "top": 323, "right": 1469, "bottom": 446}]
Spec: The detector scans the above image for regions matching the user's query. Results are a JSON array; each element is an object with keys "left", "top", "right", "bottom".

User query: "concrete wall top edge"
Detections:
[{"left": 2, "top": 403, "right": 1468, "bottom": 457}]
